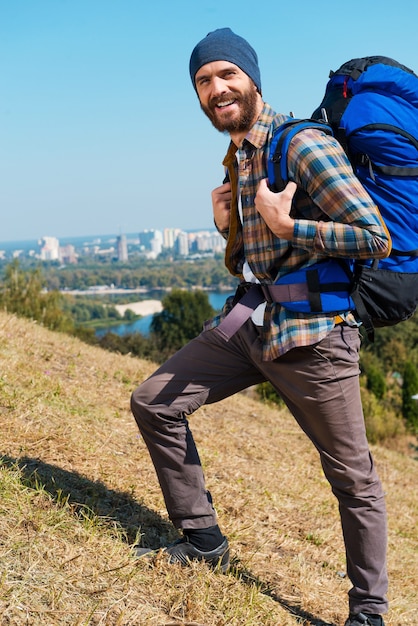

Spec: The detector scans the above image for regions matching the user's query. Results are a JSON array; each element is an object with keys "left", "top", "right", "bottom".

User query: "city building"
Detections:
[
  {"left": 163, "top": 227, "right": 182, "bottom": 250},
  {"left": 116, "top": 234, "right": 128, "bottom": 262},
  {"left": 176, "top": 231, "right": 189, "bottom": 256},
  {"left": 39, "top": 236, "right": 60, "bottom": 261},
  {"left": 60, "top": 244, "right": 78, "bottom": 264},
  {"left": 0, "top": 227, "right": 226, "bottom": 264}
]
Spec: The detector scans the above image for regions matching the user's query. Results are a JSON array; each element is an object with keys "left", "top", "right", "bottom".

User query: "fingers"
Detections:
[
  {"left": 212, "top": 181, "right": 232, "bottom": 232},
  {"left": 256, "top": 177, "right": 267, "bottom": 194},
  {"left": 259, "top": 178, "right": 297, "bottom": 196},
  {"left": 254, "top": 179, "right": 296, "bottom": 239},
  {"left": 212, "top": 181, "right": 231, "bottom": 200},
  {"left": 282, "top": 181, "right": 297, "bottom": 198},
  {"left": 212, "top": 182, "right": 232, "bottom": 211}
]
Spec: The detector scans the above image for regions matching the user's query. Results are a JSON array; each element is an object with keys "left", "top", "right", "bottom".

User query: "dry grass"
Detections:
[{"left": 0, "top": 310, "right": 417, "bottom": 626}]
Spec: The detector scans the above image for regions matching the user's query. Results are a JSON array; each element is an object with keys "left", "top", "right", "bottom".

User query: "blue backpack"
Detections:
[{"left": 268, "top": 56, "right": 418, "bottom": 340}]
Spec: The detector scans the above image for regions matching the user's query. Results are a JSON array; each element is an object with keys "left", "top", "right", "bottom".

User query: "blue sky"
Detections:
[{"left": 1, "top": 0, "right": 418, "bottom": 243}]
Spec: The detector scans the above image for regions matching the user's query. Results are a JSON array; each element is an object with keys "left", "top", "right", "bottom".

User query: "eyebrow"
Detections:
[
  {"left": 196, "top": 64, "right": 237, "bottom": 83},
  {"left": 195, "top": 70, "right": 211, "bottom": 82}
]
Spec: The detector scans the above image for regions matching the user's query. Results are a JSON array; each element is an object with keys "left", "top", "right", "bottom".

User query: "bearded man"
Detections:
[{"left": 131, "top": 28, "right": 390, "bottom": 626}]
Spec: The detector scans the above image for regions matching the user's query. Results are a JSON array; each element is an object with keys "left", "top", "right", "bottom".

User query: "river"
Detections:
[{"left": 96, "top": 291, "right": 234, "bottom": 337}]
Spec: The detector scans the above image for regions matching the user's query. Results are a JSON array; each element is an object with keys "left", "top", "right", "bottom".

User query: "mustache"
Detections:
[{"left": 208, "top": 92, "right": 240, "bottom": 110}]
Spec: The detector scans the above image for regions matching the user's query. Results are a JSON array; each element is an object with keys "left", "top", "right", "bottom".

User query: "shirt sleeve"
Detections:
[{"left": 287, "top": 128, "right": 391, "bottom": 259}]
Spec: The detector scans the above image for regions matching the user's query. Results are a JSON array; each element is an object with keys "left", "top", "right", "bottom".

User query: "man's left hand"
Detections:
[{"left": 255, "top": 179, "right": 297, "bottom": 239}]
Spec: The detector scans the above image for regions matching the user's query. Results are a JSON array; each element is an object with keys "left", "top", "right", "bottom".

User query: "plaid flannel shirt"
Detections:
[{"left": 209, "top": 103, "right": 391, "bottom": 360}]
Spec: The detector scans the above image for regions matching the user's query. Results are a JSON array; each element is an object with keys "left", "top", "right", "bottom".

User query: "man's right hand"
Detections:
[{"left": 212, "top": 182, "right": 231, "bottom": 232}]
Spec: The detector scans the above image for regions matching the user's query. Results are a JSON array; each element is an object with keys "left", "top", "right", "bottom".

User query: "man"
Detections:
[{"left": 131, "top": 28, "right": 390, "bottom": 626}]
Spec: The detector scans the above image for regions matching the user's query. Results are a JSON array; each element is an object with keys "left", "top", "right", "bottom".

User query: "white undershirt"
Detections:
[{"left": 238, "top": 187, "right": 266, "bottom": 326}]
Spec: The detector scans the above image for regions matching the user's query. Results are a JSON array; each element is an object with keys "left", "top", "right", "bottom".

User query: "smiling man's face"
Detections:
[{"left": 195, "top": 60, "right": 261, "bottom": 135}]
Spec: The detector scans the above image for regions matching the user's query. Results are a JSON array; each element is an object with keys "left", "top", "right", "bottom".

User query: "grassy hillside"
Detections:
[{"left": 0, "top": 311, "right": 416, "bottom": 626}]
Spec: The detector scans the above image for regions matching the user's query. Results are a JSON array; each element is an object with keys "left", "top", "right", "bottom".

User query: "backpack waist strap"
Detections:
[{"left": 212, "top": 283, "right": 313, "bottom": 341}]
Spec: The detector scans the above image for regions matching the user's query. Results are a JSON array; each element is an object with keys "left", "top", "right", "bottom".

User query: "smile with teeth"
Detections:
[{"left": 216, "top": 99, "right": 236, "bottom": 108}]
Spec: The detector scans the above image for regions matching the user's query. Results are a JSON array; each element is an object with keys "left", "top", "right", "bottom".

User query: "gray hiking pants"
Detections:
[{"left": 130, "top": 321, "right": 388, "bottom": 615}]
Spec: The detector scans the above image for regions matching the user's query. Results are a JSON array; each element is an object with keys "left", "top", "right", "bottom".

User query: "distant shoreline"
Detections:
[
  {"left": 61, "top": 285, "right": 234, "bottom": 296},
  {"left": 114, "top": 300, "right": 163, "bottom": 316},
  {"left": 60, "top": 287, "right": 235, "bottom": 319},
  {"left": 62, "top": 287, "right": 150, "bottom": 296}
]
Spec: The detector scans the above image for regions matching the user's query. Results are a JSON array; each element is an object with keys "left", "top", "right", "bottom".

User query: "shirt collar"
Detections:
[{"left": 241, "top": 102, "right": 277, "bottom": 150}]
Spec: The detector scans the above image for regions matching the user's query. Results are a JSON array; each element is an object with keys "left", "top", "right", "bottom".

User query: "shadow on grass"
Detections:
[
  {"left": 409, "top": 440, "right": 418, "bottom": 461},
  {"left": 0, "top": 454, "right": 336, "bottom": 626},
  {"left": 229, "top": 559, "right": 337, "bottom": 626},
  {"left": 0, "top": 454, "right": 177, "bottom": 547}
]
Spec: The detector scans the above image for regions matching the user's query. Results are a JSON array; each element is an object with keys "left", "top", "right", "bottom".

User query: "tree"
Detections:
[
  {"left": 366, "top": 364, "right": 386, "bottom": 400},
  {"left": 402, "top": 361, "right": 418, "bottom": 432},
  {"left": 150, "top": 289, "right": 214, "bottom": 358},
  {"left": 0, "top": 259, "right": 72, "bottom": 332}
]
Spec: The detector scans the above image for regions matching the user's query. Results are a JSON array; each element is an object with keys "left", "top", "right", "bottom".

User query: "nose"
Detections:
[{"left": 211, "top": 76, "right": 228, "bottom": 97}]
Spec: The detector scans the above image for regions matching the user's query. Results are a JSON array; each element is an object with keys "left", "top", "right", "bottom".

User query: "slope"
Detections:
[{"left": 0, "top": 312, "right": 416, "bottom": 626}]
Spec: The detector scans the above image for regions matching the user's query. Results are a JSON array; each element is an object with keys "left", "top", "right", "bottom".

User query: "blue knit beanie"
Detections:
[{"left": 189, "top": 27, "right": 261, "bottom": 94}]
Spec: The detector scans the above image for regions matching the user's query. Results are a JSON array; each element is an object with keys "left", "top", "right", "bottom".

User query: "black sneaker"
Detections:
[
  {"left": 133, "top": 536, "right": 230, "bottom": 573},
  {"left": 345, "top": 613, "right": 385, "bottom": 626}
]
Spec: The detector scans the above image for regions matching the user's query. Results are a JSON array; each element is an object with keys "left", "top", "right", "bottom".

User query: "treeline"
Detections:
[
  {"left": 1, "top": 259, "right": 418, "bottom": 442},
  {"left": 5, "top": 255, "right": 237, "bottom": 292},
  {"left": 0, "top": 259, "right": 217, "bottom": 363}
]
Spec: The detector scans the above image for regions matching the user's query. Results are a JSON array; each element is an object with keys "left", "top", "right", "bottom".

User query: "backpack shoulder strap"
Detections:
[{"left": 268, "top": 119, "right": 333, "bottom": 192}]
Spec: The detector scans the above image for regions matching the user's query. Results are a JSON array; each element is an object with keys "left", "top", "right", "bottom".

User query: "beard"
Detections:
[{"left": 200, "top": 86, "right": 259, "bottom": 134}]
